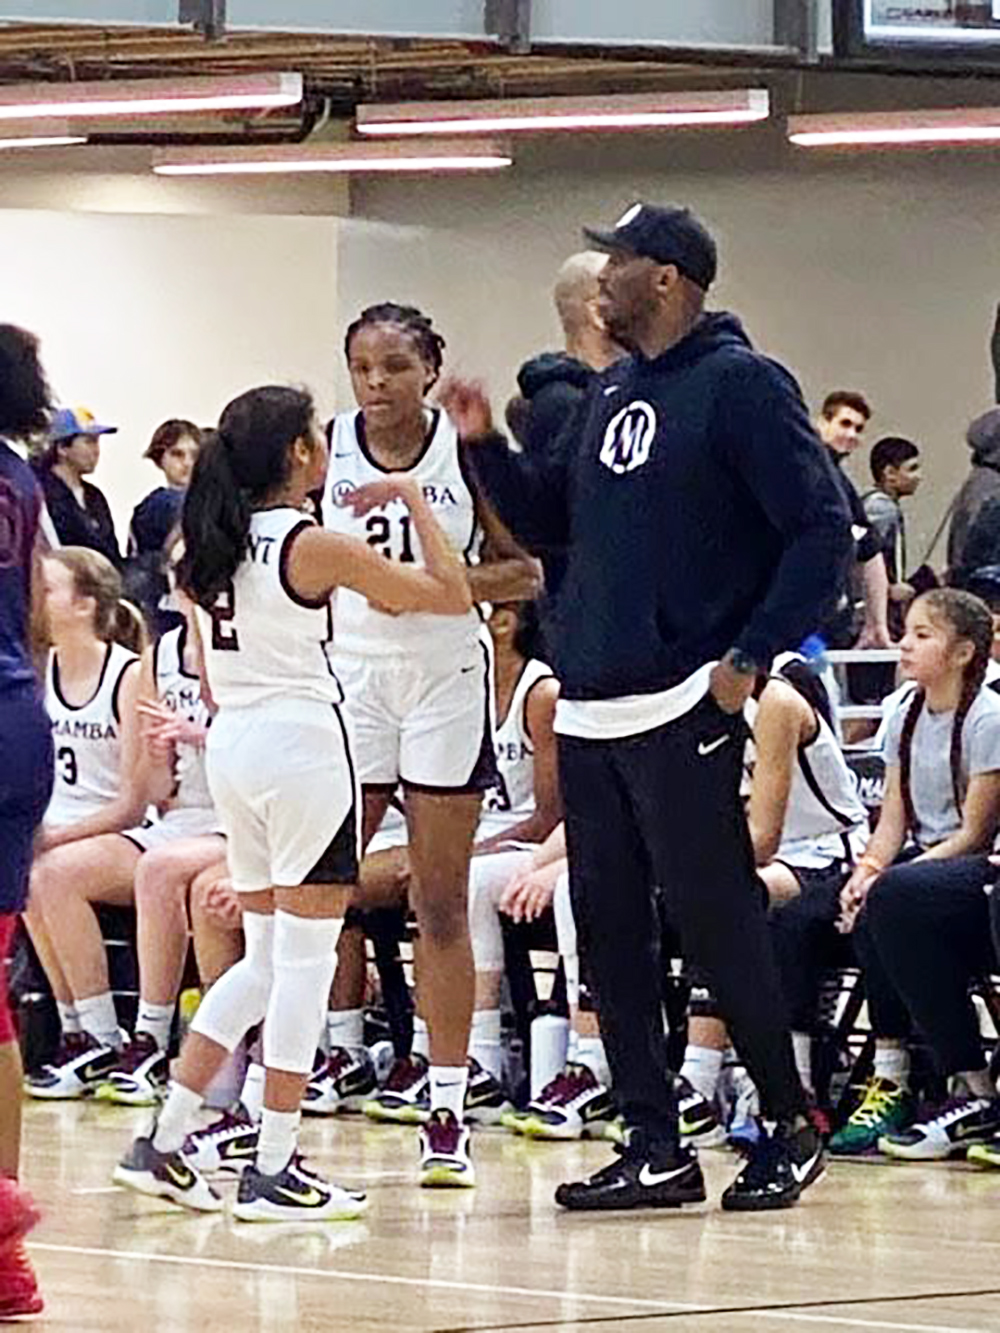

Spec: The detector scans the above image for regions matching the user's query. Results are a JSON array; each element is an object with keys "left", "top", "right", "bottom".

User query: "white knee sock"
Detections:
[
  {"left": 262, "top": 913, "right": 341, "bottom": 1075},
  {"left": 256, "top": 1107, "right": 301, "bottom": 1176},
  {"left": 77, "top": 992, "right": 122, "bottom": 1050},
  {"left": 469, "top": 1009, "right": 502, "bottom": 1080},
  {"left": 680, "top": 1045, "right": 725, "bottom": 1102},
  {"left": 191, "top": 913, "right": 274, "bottom": 1053},
  {"left": 430, "top": 1064, "right": 468, "bottom": 1120},
  {"left": 136, "top": 1001, "right": 175, "bottom": 1052}
]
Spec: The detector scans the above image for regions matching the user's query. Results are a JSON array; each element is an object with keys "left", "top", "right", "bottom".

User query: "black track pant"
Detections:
[
  {"left": 860, "top": 855, "right": 997, "bottom": 1076},
  {"left": 559, "top": 696, "right": 805, "bottom": 1145}
]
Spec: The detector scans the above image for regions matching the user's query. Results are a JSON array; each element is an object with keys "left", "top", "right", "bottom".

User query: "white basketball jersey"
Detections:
[
  {"left": 45, "top": 642, "right": 138, "bottom": 827},
  {"left": 154, "top": 624, "right": 213, "bottom": 812},
  {"left": 777, "top": 708, "right": 868, "bottom": 869},
  {"left": 195, "top": 508, "right": 342, "bottom": 711},
  {"left": 479, "top": 659, "right": 555, "bottom": 841},
  {"left": 322, "top": 408, "right": 483, "bottom": 661}
]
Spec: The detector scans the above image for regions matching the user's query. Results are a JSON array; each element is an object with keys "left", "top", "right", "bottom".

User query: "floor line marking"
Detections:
[
  {"left": 743, "top": 1312, "right": 981, "bottom": 1333},
  {"left": 28, "top": 1241, "right": 708, "bottom": 1312}
]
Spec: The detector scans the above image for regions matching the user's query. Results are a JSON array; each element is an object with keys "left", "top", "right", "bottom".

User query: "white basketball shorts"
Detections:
[
  {"left": 205, "top": 700, "right": 359, "bottom": 893},
  {"left": 334, "top": 644, "right": 497, "bottom": 794}
]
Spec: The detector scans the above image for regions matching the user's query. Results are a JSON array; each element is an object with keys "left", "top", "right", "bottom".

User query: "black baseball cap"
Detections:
[{"left": 583, "top": 202, "right": 717, "bottom": 291}]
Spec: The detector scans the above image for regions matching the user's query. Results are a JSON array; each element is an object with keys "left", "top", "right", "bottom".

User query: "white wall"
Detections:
[
  {"left": 350, "top": 131, "right": 1000, "bottom": 559},
  {"left": 0, "top": 209, "right": 339, "bottom": 536}
]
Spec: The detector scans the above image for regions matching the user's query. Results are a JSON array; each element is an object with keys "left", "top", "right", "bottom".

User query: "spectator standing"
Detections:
[
  {"left": 126, "top": 419, "right": 202, "bottom": 634},
  {"left": 863, "top": 436, "right": 922, "bottom": 616},
  {"left": 33, "top": 407, "right": 120, "bottom": 566},
  {"left": 443, "top": 201, "right": 851, "bottom": 1213},
  {"left": 947, "top": 408, "right": 1000, "bottom": 580}
]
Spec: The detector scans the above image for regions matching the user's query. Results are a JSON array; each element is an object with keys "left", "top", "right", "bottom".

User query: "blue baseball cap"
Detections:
[
  {"left": 583, "top": 201, "right": 718, "bottom": 291},
  {"left": 49, "top": 405, "right": 118, "bottom": 441}
]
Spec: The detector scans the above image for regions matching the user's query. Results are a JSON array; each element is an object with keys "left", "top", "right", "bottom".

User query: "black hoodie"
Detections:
[
  {"left": 505, "top": 351, "right": 597, "bottom": 602},
  {"left": 473, "top": 312, "right": 852, "bottom": 703}
]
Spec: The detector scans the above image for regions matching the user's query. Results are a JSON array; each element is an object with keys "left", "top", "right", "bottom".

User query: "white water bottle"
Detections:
[{"left": 530, "top": 1014, "right": 570, "bottom": 1100}]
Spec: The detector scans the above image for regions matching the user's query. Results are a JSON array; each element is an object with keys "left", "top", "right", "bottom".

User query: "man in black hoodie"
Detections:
[
  {"left": 441, "top": 203, "right": 851, "bottom": 1214},
  {"left": 505, "top": 251, "right": 620, "bottom": 616}
]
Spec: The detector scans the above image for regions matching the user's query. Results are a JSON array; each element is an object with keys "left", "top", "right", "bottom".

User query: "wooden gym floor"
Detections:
[{"left": 18, "top": 1099, "right": 1000, "bottom": 1333}]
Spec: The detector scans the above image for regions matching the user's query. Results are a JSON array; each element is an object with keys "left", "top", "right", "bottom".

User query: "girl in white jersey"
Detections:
[
  {"left": 675, "top": 658, "right": 868, "bottom": 1146},
  {"left": 115, "top": 384, "right": 470, "bottom": 1222},
  {"left": 322, "top": 303, "right": 538, "bottom": 1185},
  {"left": 22, "top": 548, "right": 156, "bottom": 1099}
]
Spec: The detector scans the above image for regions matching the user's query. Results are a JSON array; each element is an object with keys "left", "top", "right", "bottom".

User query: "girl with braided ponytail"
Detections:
[
  {"left": 320, "top": 302, "right": 539, "bottom": 1188},
  {"left": 830, "top": 589, "right": 1000, "bottom": 1158}
]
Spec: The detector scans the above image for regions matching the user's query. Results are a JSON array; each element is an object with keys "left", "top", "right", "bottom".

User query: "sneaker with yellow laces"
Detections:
[{"left": 828, "top": 1076, "right": 914, "bottom": 1156}]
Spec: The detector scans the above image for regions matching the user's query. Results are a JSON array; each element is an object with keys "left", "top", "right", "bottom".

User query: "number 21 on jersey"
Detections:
[{"left": 366, "top": 512, "right": 415, "bottom": 563}]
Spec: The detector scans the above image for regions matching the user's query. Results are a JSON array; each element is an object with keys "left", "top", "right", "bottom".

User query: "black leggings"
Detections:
[
  {"left": 859, "top": 855, "right": 997, "bottom": 1076},
  {"left": 769, "top": 868, "right": 854, "bottom": 1033},
  {"left": 559, "top": 696, "right": 804, "bottom": 1143}
]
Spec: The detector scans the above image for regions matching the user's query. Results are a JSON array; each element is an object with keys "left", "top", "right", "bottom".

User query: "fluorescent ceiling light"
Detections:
[
  {"left": 152, "top": 138, "right": 512, "bottom": 176},
  {"left": 357, "top": 90, "right": 770, "bottom": 136},
  {"left": 0, "top": 120, "right": 84, "bottom": 149},
  {"left": 789, "top": 107, "right": 1000, "bottom": 147},
  {"left": 0, "top": 73, "right": 302, "bottom": 121}
]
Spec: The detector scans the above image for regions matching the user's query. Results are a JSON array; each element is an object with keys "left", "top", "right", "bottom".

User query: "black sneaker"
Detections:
[
  {"left": 555, "top": 1135, "right": 706, "bottom": 1212},
  {"left": 24, "top": 1032, "right": 120, "bottom": 1101},
  {"left": 721, "top": 1119, "right": 825, "bottom": 1212},
  {"left": 303, "top": 1046, "right": 379, "bottom": 1116},
  {"left": 114, "top": 1134, "right": 223, "bottom": 1213},
  {"left": 97, "top": 1032, "right": 169, "bottom": 1107},
  {"left": 232, "top": 1158, "right": 367, "bottom": 1223},
  {"left": 677, "top": 1075, "right": 725, "bottom": 1148},
  {"left": 464, "top": 1058, "right": 512, "bottom": 1126}
]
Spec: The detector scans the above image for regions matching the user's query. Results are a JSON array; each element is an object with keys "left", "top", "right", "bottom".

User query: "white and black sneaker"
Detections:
[
  {"left": 879, "top": 1095, "right": 1000, "bottom": 1161},
  {"left": 363, "top": 1054, "right": 430, "bottom": 1124},
  {"left": 464, "top": 1058, "right": 512, "bottom": 1126},
  {"left": 501, "top": 1063, "right": 617, "bottom": 1141},
  {"left": 114, "top": 1134, "right": 223, "bottom": 1213},
  {"left": 676, "top": 1075, "right": 726, "bottom": 1148},
  {"left": 182, "top": 1105, "right": 259, "bottom": 1176},
  {"left": 419, "top": 1109, "right": 476, "bottom": 1188},
  {"left": 97, "top": 1033, "right": 169, "bottom": 1108},
  {"left": 232, "top": 1158, "right": 367, "bottom": 1223},
  {"left": 303, "top": 1046, "right": 379, "bottom": 1117},
  {"left": 721, "top": 1119, "right": 825, "bottom": 1212},
  {"left": 24, "top": 1033, "right": 120, "bottom": 1101},
  {"left": 555, "top": 1133, "right": 705, "bottom": 1212}
]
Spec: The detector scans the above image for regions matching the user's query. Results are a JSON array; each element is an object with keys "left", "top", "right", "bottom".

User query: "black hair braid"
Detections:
[
  {"left": 899, "top": 588, "right": 994, "bottom": 839},
  {"left": 343, "top": 302, "right": 446, "bottom": 382}
]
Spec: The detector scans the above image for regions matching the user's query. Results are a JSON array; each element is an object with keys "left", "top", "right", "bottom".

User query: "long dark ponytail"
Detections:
[
  {"left": 899, "top": 588, "right": 994, "bottom": 837},
  {"left": 179, "top": 386, "right": 315, "bottom": 609}
]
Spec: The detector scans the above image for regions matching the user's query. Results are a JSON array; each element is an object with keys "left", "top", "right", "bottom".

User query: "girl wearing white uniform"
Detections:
[
  {"left": 115, "top": 384, "right": 471, "bottom": 1221},
  {"left": 466, "top": 602, "right": 559, "bottom": 1094},
  {"left": 677, "top": 658, "right": 869, "bottom": 1142},
  {"left": 102, "top": 602, "right": 231, "bottom": 1109},
  {"left": 323, "top": 303, "right": 538, "bottom": 1182},
  {"left": 24, "top": 548, "right": 152, "bottom": 1099}
]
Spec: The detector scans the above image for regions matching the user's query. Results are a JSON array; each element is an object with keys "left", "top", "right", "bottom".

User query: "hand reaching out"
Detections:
[{"left": 437, "top": 377, "right": 494, "bottom": 441}]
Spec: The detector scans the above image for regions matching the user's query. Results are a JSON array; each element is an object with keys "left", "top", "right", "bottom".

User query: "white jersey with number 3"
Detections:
[
  {"left": 195, "top": 508, "right": 342, "bottom": 712},
  {"left": 44, "top": 641, "right": 138, "bottom": 826},
  {"left": 322, "top": 408, "right": 482, "bottom": 661},
  {"left": 479, "top": 658, "right": 554, "bottom": 842}
]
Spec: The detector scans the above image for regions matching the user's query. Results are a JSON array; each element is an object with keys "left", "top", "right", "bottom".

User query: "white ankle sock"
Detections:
[
  {"left": 136, "top": 1001, "right": 175, "bottom": 1052},
  {"left": 256, "top": 1107, "right": 300, "bottom": 1176},
  {"left": 152, "top": 1083, "right": 203, "bottom": 1154},
  {"left": 430, "top": 1065, "right": 468, "bottom": 1120},
  {"left": 327, "top": 1008, "right": 365, "bottom": 1054},
  {"left": 56, "top": 1001, "right": 81, "bottom": 1036},
  {"left": 959, "top": 1068, "right": 995, "bottom": 1100},
  {"left": 791, "top": 1031, "right": 813, "bottom": 1095},
  {"left": 468, "top": 1009, "right": 502, "bottom": 1081},
  {"left": 240, "top": 1061, "right": 265, "bottom": 1122},
  {"left": 873, "top": 1045, "right": 910, "bottom": 1090},
  {"left": 574, "top": 1036, "right": 609, "bottom": 1086},
  {"left": 680, "top": 1045, "right": 724, "bottom": 1102},
  {"left": 412, "top": 1017, "right": 430, "bottom": 1061},
  {"left": 76, "top": 992, "right": 121, "bottom": 1049}
]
